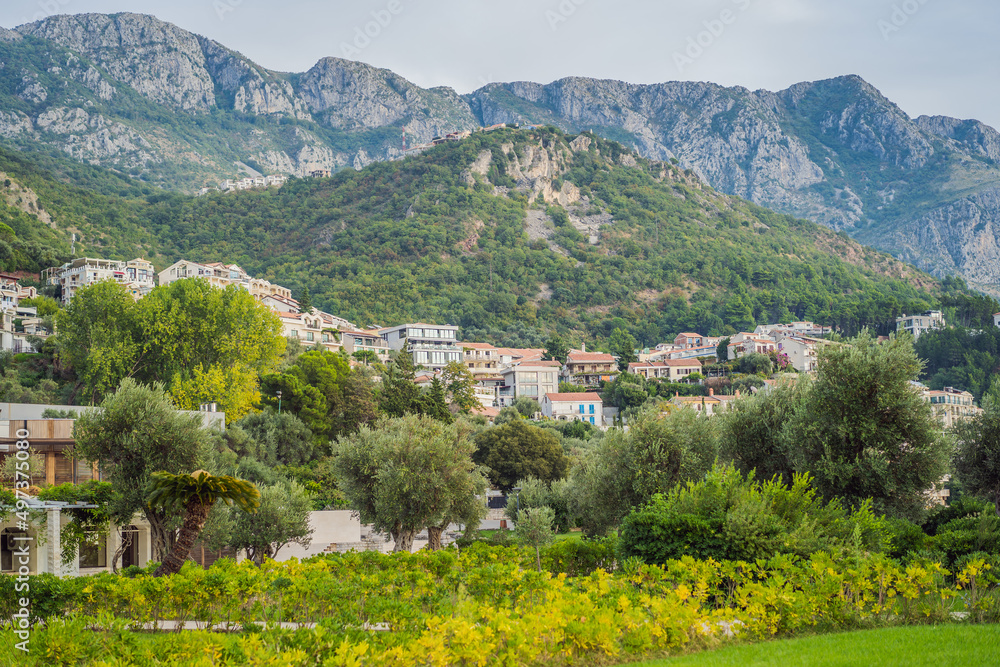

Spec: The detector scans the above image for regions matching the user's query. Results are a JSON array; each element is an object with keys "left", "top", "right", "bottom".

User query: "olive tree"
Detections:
[
  {"left": 784, "top": 331, "right": 949, "bottom": 519},
  {"left": 953, "top": 400, "right": 1000, "bottom": 516},
  {"left": 73, "top": 379, "right": 217, "bottom": 564},
  {"left": 331, "top": 415, "right": 487, "bottom": 552}
]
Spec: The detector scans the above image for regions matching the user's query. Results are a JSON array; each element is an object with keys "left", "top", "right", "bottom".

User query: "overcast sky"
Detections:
[{"left": 3, "top": 0, "right": 998, "bottom": 129}]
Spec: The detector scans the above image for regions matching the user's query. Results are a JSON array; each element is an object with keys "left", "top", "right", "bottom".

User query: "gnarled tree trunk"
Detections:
[
  {"left": 154, "top": 500, "right": 212, "bottom": 577},
  {"left": 392, "top": 528, "right": 416, "bottom": 552},
  {"left": 426, "top": 525, "right": 444, "bottom": 551}
]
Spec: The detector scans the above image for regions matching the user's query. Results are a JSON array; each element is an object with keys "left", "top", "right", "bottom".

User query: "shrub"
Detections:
[{"left": 618, "top": 464, "right": 876, "bottom": 565}]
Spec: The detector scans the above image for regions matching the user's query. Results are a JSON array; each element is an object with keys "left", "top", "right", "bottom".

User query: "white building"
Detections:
[
  {"left": 628, "top": 359, "right": 702, "bottom": 381},
  {"left": 755, "top": 321, "right": 832, "bottom": 338},
  {"left": 896, "top": 311, "right": 945, "bottom": 340},
  {"left": 498, "top": 360, "right": 561, "bottom": 407},
  {"left": 278, "top": 311, "right": 342, "bottom": 353},
  {"left": 158, "top": 260, "right": 294, "bottom": 302},
  {"left": 541, "top": 392, "right": 604, "bottom": 427},
  {"left": 341, "top": 329, "right": 392, "bottom": 362},
  {"left": 773, "top": 335, "right": 821, "bottom": 373},
  {"left": 44, "top": 257, "right": 155, "bottom": 305},
  {"left": 380, "top": 323, "right": 462, "bottom": 371}
]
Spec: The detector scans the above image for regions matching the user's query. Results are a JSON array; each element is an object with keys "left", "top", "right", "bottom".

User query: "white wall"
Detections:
[{"left": 274, "top": 510, "right": 361, "bottom": 561}]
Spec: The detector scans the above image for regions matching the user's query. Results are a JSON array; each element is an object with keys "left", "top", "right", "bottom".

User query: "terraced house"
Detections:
[
  {"left": 562, "top": 350, "right": 618, "bottom": 387},
  {"left": 628, "top": 359, "right": 702, "bottom": 382}
]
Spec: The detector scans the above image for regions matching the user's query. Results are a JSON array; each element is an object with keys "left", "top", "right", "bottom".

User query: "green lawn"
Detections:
[
  {"left": 477, "top": 528, "right": 582, "bottom": 542},
  {"left": 623, "top": 624, "right": 1000, "bottom": 667}
]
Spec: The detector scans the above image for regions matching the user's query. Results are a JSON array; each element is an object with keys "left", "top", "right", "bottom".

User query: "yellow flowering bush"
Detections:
[{"left": 2, "top": 544, "right": 997, "bottom": 666}]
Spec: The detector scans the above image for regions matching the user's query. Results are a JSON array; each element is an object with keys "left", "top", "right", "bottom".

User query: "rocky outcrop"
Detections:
[
  {"left": 295, "top": 58, "right": 477, "bottom": 142},
  {"left": 468, "top": 74, "right": 1000, "bottom": 284},
  {"left": 18, "top": 13, "right": 218, "bottom": 112},
  {"left": 5, "top": 12, "right": 1000, "bottom": 287}
]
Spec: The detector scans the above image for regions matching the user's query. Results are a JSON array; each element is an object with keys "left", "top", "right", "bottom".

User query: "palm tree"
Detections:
[{"left": 146, "top": 470, "right": 260, "bottom": 577}]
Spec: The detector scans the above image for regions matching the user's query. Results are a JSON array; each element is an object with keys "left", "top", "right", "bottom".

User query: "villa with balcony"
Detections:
[{"left": 562, "top": 350, "right": 618, "bottom": 387}]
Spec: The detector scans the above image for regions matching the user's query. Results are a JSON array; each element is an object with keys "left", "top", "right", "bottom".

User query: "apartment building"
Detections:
[
  {"left": 667, "top": 345, "right": 719, "bottom": 361},
  {"left": 922, "top": 386, "right": 983, "bottom": 428},
  {"left": 462, "top": 342, "right": 505, "bottom": 376},
  {"left": 896, "top": 310, "right": 945, "bottom": 340},
  {"left": 341, "top": 329, "right": 392, "bottom": 362},
  {"left": 381, "top": 323, "right": 462, "bottom": 371},
  {"left": 628, "top": 359, "right": 702, "bottom": 381},
  {"left": 562, "top": 350, "right": 618, "bottom": 387},
  {"left": 158, "top": 260, "right": 293, "bottom": 301},
  {"left": 727, "top": 333, "right": 777, "bottom": 359},
  {"left": 774, "top": 334, "right": 832, "bottom": 373},
  {"left": 278, "top": 311, "right": 343, "bottom": 353},
  {"left": 755, "top": 321, "right": 832, "bottom": 338},
  {"left": 498, "top": 360, "right": 561, "bottom": 407},
  {"left": 44, "top": 257, "right": 155, "bottom": 305},
  {"left": 0, "top": 273, "right": 35, "bottom": 311},
  {"left": 541, "top": 392, "right": 604, "bottom": 427}
]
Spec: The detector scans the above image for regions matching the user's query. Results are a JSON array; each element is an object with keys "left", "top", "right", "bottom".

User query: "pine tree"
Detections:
[
  {"left": 379, "top": 350, "right": 420, "bottom": 418},
  {"left": 421, "top": 377, "right": 454, "bottom": 424},
  {"left": 298, "top": 286, "right": 313, "bottom": 314}
]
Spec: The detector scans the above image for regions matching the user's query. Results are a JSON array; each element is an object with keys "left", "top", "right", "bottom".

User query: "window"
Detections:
[
  {"left": 589, "top": 416, "right": 595, "bottom": 425},
  {"left": 290, "top": 330, "right": 298, "bottom": 338},
  {"left": 579, "top": 404, "right": 585, "bottom": 414},
  {"left": 1, "top": 528, "right": 28, "bottom": 571},
  {"left": 520, "top": 372, "right": 538, "bottom": 383},
  {"left": 79, "top": 533, "right": 107, "bottom": 569},
  {"left": 425, "top": 329, "right": 438, "bottom": 338},
  {"left": 306, "top": 332, "right": 314, "bottom": 342},
  {"left": 522, "top": 385, "right": 538, "bottom": 397},
  {"left": 589, "top": 404, "right": 595, "bottom": 415}
]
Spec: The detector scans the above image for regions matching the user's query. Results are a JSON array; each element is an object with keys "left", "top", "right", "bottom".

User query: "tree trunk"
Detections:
[
  {"left": 146, "top": 511, "right": 171, "bottom": 563},
  {"left": 393, "top": 528, "right": 416, "bottom": 552},
  {"left": 111, "top": 527, "right": 127, "bottom": 573},
  {"left": 426, "top": 525, "right": 443, "bottom": 551},
  {"left": 154, "top": 501, "right": 212, "bottom": 577},
  {"left": 535, "top": 546, "right": 542, "bottom": 572}
]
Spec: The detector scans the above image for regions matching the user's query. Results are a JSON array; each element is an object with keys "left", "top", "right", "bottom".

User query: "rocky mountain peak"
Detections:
[{"left": 16, "top": 13, "right": 217, "bottom": 112}]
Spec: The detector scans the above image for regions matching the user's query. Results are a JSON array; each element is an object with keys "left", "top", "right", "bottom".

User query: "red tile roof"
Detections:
[
  {"left": 567, "top": 352, "right": 615, "bottom": 362},
  {"left": 545, "top": 392, "right": 603, "bottom": 403}
]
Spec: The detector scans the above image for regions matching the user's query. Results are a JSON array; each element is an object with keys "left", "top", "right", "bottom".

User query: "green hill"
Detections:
[{"left": 0, "top": 127, "right": 963, "bottom": 346}]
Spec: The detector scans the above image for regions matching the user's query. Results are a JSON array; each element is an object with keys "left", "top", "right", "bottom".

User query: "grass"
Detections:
[
  {"left": 477, "top": 528, "right": 583, "bottom": 542},
  {"left": 622, "top": 624, "right": 1000, "bottom": 666}
]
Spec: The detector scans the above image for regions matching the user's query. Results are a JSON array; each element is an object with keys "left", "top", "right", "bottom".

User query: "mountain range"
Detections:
[{"left": 1, "top": 12, "right": 998, "bottom": 291}]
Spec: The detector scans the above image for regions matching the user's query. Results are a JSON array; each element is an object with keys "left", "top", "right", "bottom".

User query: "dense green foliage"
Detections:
[
  {"left": 618, "top": 465, "right": 881, "bottom": 565},
  {"left": 473, "top": 420, "right": 569, "bottom": 493},
  {"left": 0, "top": 126, "right": 957, "bottom": 348},
  {"left": 569, "top": 407, "right": 719, "bottom": 536},
  {"left": 953, "top": 402, "right": 1000, "bottom": 516}
]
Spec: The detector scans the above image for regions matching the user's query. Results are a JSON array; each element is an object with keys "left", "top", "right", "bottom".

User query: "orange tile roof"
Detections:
[
  {"left": 512, "top": 360, "right": 563, "bottom": 368},
  {"left": 545, "top": 392, "right": 604, "bottom": 402},
  {"left": 567, "top": 352, "right": 615, "bottom": 362}
]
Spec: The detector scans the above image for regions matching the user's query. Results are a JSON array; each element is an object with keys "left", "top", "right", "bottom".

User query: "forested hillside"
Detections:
[{"left": 0, "top": 126, "right": 961, "bottom": 347}]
